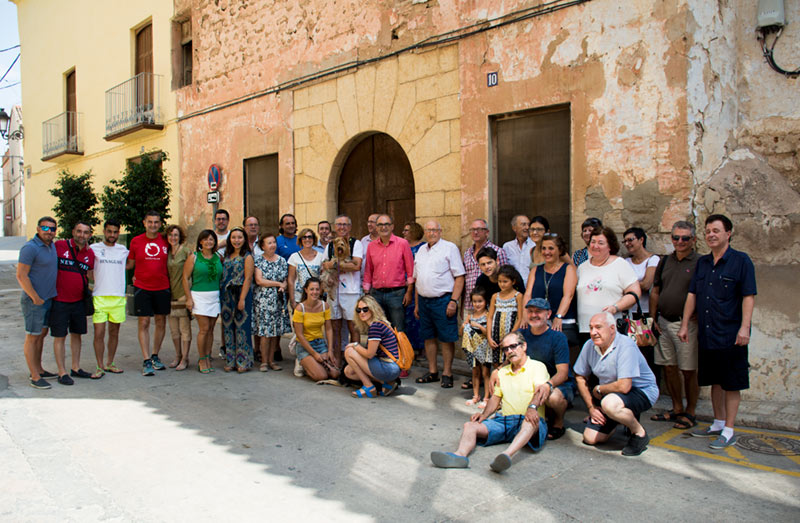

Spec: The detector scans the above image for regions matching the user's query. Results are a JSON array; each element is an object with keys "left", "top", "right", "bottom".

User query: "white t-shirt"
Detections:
[
  {"left": 324, "top": 238, "right": 364, "bottom": 295},
  {"left": 626, "top": 255, "right": 660, "bottom": 314},
  {"left": 90, "top": 242, "right": 129, "bottom": 297},
  {"left": 288, "top": 250, "right": 325, "bottom": 302},
  {"left": 576, "top": 257, "right": 638, "bottom": 332},
  {"left": 216, "top": 230, "right": 230, "bottom": 257}
]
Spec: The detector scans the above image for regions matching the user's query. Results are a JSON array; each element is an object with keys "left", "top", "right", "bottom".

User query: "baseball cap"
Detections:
[{"left": 525, "top": 298, "right": 551, "bottom": 310}]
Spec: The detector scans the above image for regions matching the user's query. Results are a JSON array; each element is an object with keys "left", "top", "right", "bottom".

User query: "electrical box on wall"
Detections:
[{"left": 757, "top": 0, "right": 786, "bottom": 29}]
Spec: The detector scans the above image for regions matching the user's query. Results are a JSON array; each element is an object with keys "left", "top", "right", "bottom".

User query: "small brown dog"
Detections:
[{"left": 320, "top": 237, "right": 352, "bottom": 295}]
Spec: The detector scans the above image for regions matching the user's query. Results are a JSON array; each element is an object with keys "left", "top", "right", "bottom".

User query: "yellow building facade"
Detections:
[{"left": 14, "top": 0, "right": 181, "bottom": 237}]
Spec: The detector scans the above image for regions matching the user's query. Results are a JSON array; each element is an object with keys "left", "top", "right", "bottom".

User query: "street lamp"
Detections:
[{"left": 0, "top": 108, "right": 24, "bottom": 140}]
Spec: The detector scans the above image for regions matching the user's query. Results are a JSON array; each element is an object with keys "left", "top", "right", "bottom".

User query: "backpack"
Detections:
[{"left": 379, "top": 322, "right": 415, "bottom": 371}]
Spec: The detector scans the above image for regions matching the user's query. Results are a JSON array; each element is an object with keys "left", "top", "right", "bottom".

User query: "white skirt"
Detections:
[{"left": 191, "top": 290, "right": 220, "bottom": 317}]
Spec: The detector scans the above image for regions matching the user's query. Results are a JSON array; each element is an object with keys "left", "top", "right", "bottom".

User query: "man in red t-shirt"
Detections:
[
  {"left": 126, "top": 210, "right": 171, "bottom": 376},
  {"left": 51, "top": 222, "right": 95, "bottom": 385}
]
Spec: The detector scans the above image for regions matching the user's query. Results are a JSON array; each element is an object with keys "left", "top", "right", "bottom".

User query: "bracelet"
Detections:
[{"left": 546, "top": 381, "right": 554, "bottom": 391}]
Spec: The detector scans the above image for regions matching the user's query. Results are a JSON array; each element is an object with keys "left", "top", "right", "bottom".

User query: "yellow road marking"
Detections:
[
  {"left": 724, "top": 445, "right": 747, "bottom": 460},
  {"left": 650, "top": 426, "right": 800, "bottom": 478},
  {"left": 763, "top": 437, "right": 800, "bottom": 466}
]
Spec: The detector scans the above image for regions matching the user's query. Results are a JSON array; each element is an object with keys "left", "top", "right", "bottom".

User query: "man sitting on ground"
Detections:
[
  {"left": 574, "top": 312, "right": 659, "bottom": 456},
  {"left": 430, "top": 332, "right": 549, "bottom": 473}
]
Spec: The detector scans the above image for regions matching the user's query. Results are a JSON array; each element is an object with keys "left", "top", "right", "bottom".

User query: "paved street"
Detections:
[{"left": 1, "top": 256, "right": 798, "bottom": 522}]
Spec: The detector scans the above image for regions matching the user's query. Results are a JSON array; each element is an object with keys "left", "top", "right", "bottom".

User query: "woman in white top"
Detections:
[
  {"left": 287, "top": 228, "right": 325, "bottom": 310},
  {"left": 576, "top": 226, "right": 642, "bottom": 335},
  {"left": 622, "top": 227, "right": 660, "bottom": 315}
]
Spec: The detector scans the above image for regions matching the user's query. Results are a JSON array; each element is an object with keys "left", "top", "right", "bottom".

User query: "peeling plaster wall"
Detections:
[{"left": 687, "top": 0, "right": 800, "bottom": 402}]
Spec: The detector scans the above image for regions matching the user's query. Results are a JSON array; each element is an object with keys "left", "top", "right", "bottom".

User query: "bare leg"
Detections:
[
  {"left": 24, "top": 331, "right": 47, "bottom": 380},
  {"left": 682, "top": 369, "right": 699, "bottom": 416},
  {"left": 179, "top": 316, "right": 191, "bottom": 366},
  {"left": 300, "top": 356, "right": 330, "bottom": 382},
  {"left": 454, "top": 421, "right": 490, "bottom": 457},
  {"left": 107, "top": 323, "right": 121, "bottom": 365},
  {"left": 441, "top": 341, "right": 455, "bottom": 376},
  {"left": 601, "top": 394, "right": 646, "bottom": 437},
  {"left": 332, "top": 319, "right": 343, "bottom": 363},
  {"left": 710, "top": 384, "right": 726, "bottom": 421},
  {"left": 152, "top": 315, "right": 167, "bottom": 355},
  {"left": 196, "top": 316, "right": 215, "bottom": 370},
  {"left": 137, "top": 317, "right": 151, "bottom": 359},
  {"left": 663, "top": 365, "right": 684, "bottom": 413},
  {"left": 481, "top": 365, "right": 491, "bottom": 400},
  {"left": 93, "top": 322, "right": 106, "bottom": 370},
  {"left": 546, "top": 388, "right": 568, "bottom": 429},
  {"left": 424, "top": 339, "right": 439, "bottom": 374},
  {"left": 724, "top": 390, "right": 741, "bottom": 429},
  {"left": 258, "top": 336, "right": 268, "bottom": 364},
  {"left": 344, "top": 346, "right": 377, "bottom": 387},
  {"left": 69, "top": 333, "right": 82, "bottom": 371},
  {"left": 501, "top": 420, "right": 537, "bottom": 458},
  {"left": 53, "top": 337, "right": 67, "bottom": 376}
]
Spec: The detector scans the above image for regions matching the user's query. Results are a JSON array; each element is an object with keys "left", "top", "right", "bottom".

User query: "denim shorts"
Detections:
[
  {"left": 367, "top": 356, "right": 400, "bottom": 383},
  {"left": 480, "top": 414, "right": 548, "bottom": 452},
  {"left": 556, "top": 380, "right": 577, "bottom": 405},
  {"left": 21, "top": 294, "right": 52, "bottom": 335},
  {"left": 418, "top": 295, "right": 458, "bottom": 343},
  {"left": 297, "top": 337, "right": 328, "bottom": 361}
]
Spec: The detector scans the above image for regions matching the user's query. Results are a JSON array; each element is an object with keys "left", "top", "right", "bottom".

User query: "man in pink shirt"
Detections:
[{"left": 362, "top": 214, "right": 414, "bottom": 331}]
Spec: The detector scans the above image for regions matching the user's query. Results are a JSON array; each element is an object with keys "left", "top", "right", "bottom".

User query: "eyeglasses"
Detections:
[
  {"left": 355, "top": 306, "right": 370, "bottom": 313},
  {"left": 672, "top": 235, "right": 693, "bottom": 242},
  {"left": 530, "top": 227, "right": 546, "bottom": 233},
  {"left": 501, "top": 342, "right": 522, "bottom": 352},
  {"left": 301, "top": 235, "right": 314, "bottom": 240},
  {"left": 425, "top": 228, "right": 441, "bottom": 232},
  {"left": 376, "top": 223, "right": 392, "bottom": 227},
  {"left": 335, "top": 223, "right": 349, "bottom": 228},
  {"left": 469, "top": 227, "right": 488, "bottom": 233},
  {"left": 39, "top": 225, "right": 57, "bottom": 232},
  {"left": 623, "top": 237, "right": 636, "bottom": 244}
]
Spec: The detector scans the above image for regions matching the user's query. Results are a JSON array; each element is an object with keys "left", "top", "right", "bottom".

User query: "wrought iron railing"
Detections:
[
  {"left": 42, "top": 111, "right": 83, "bottom": 158},
  {"left": 104, "top": 72, "right": 162, "bottom": 137}
]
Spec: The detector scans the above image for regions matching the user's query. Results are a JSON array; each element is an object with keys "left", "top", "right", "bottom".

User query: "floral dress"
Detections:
[
  {"left": 461, "top": 313, "right": 489, "bottom": 367},
  {"left": 491, "top": 292, "right": 520, "bottom": 364},
  {"left": 254, "top": 255, "right": 291, "bottom": 337},
  {"left": 221, "top": 254, "right": 254, "bottom": 369}
]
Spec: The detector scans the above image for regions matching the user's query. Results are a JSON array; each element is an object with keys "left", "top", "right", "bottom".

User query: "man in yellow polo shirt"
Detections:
[{"left": 430, "top": 331, "right": 550, "bottom": 472}]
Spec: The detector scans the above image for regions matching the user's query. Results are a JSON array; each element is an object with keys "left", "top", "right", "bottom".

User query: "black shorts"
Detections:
[
  {"left": 133, "top": 287, "right": 171, "bottom": 317},
  {"left": 586, "top": 387, "right": 652, "bottom": 435},
  {"left": 698, "top": 346, "right": 749, "bottom": 391},
  {"left": 49, "top": 300, "right": 87, "bottom": 337}
]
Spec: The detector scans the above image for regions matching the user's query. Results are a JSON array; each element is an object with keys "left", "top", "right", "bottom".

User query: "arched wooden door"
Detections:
[{"left": 337, "top": 133, "right": 416, "bottom": 239}]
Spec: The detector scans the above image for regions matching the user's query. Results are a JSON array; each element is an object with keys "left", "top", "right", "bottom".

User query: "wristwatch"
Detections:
[
  {"left": 555, "top": 313, "right": 564, "bottom": 319},
  {"left": 528, "top": 403, "right": 538, "bottom": 410}
]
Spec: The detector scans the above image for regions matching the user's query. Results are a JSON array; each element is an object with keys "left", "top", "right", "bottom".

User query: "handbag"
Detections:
[
  {"left": 68, "top": 240, "right": 94, "bottom": 316},
  {"left": 616, "top": 292, "right": 656, "bottom": 347}
]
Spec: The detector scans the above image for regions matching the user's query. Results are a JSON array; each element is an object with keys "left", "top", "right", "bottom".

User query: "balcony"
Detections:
[
  {"left": 41, "top": 111, "right": 84, "bottom": 162},
  {"left": 104, "top": 72, "right": 164, "bottom": 141}
]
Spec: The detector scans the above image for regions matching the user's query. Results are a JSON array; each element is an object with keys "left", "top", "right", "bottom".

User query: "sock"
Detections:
[
  {"left": 721, "top": 427, "right": 734, "bottom": 440},
  {"left": 710, "top": 419, "right": 726, "bottom": 431}
]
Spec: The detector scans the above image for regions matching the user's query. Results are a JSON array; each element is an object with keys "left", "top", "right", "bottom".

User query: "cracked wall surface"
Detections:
[{"left": 175, "top": 0, "right": 799, "bottom": 401}]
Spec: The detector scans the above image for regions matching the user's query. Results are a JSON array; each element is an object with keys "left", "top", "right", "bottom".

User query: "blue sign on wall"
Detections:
[{"left": 487, "top": 72, "right": 498, "bottom": 87}]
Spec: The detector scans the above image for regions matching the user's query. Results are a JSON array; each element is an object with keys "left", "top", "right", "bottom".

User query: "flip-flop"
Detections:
[
  {"left": 490, "top": 453, "right": 513, "bottom": 472},
  {"left": 430, "top": 451, "right": 469, "bottom": 468},
  {"left": 465, "top": 396, "right": 480, "bottom": 406},
  {"left": 415, "top": 372, "right": 439, "bottom": 384},
  {"left": 104, "top": 363, "right": 124, "bottom": 374},
  {"left": 547, "top": 426, "right": 567, "bottom": 440},
  {"left": 90, "top": 366, "right": 105, "bottom": 379},
  {"left": 352, "top": 385, "right": 377, "bottom": 398}
]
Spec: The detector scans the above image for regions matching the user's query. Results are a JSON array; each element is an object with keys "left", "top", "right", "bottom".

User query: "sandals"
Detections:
[
  {"left": 673, "top": 413, "right": 698, "bottom": 430},
  {"left": 461, "top": 379, "right": 473, "bottom": 390},
  {"left": 465, "top": 396, "right": 480, "bottom": 406},
  {"left": 91, "top": 366, "right": 105, "bottom": 379},
  {"left": 175, "top": 361, "right": 188, "bottom": 371},
  {"left": 415, "top": 372, "right": 439, "bottom": 384},
  {"left": 104, "top": 362, "right": 123, "bottom": 374},
  {"left": 259, "top": 363, "right": 269, "bottom": 372},
  {"left": 352, "top": 385, "right": 377, "bottom": 398},
  {"left": 380, "top": 379, "right": 401, "bottom": 397},
  {"left": 650, "top": 410, "right": 684, "bottom": 422},
  {"left": 547, "top": 426, "right": 567, "bottom": 440},
  {"left": 269, "top": 363, "right": 282, "bottom": 371},
  {"left": 198, "top": 356, "right": 213, "bottom": 374},
  {"left": 441, "top": 375, "right": 453, "bottom": 388}
]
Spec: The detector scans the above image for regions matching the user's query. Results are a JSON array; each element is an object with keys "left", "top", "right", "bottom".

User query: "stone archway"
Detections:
[{"left": 337, "top": 133, "right": 415, "bottom": 239}]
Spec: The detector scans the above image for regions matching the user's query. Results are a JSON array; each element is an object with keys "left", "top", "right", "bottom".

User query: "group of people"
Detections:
[{"left": 18, "top": 208, "right": 756, "bottom": 470}]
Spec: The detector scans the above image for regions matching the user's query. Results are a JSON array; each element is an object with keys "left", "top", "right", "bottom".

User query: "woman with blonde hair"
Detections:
[{"left": 344, "top": 294, "right": 402, "bottom": 398}]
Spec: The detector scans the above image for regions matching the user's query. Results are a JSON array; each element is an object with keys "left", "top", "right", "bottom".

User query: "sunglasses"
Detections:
[
  {"left": 301, "top": 235, "right": 314, "bottom": 240},
  {"left": 501, "top": 342, "right": 522, "bottom": 352},
  {"left": 40, "top": 225, "right": 57, "bottom": 232},
  {"left": 376, "top": 223, "right": 392, "bottom": 227},
  {"left": 672, "top": 235, "right": 693, "bottom": 242},
  {"left": 355, "top": 306, "right": 370, "bottom": 313},
  {"left": 623, "top": 237, "right": 637, "bottom": 243}
]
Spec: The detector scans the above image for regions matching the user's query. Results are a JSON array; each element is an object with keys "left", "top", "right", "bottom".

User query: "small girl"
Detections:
[
  {"left": 487, "top": 265, "right": 524, "bottom": 355},
  {"left": 460, "top": 288, "right": 491, "bottom": 407}
]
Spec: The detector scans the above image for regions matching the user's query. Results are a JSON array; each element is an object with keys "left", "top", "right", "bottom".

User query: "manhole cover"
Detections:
[{"left": 736, "top": 434, "right": 800, "bottom": 456}]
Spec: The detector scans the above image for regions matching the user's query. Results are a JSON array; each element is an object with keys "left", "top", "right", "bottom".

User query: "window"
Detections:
[
  {"left": 173, "top": 18, "right": 192, "bottom": 89},
  {"left": 491, "top": 105, "right": 572, "bottom": 248}
]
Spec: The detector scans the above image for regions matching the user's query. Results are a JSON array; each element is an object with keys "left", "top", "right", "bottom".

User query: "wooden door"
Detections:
[
  {"left": 244, "top": 154, "right": 280, "bottom": 233},
  {"left": 66, "top": 70, "right": 76, "bottom": 147},
  {"left": 135, "top": 24, "right": 154, "bottom": 112},
  {"left": 338, "top": 133, "right": 415, "bottom": 239}
]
